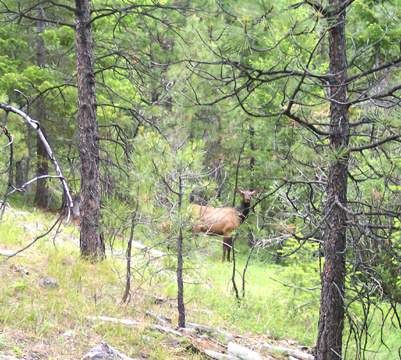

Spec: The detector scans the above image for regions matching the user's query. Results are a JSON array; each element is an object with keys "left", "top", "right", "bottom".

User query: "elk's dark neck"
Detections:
[{"left": 236, "top": 200, "right": 251, "bottom": 223}]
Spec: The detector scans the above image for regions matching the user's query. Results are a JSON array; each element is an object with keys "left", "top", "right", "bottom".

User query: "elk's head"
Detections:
[{"left": 236, "top": 189, "right": 259, "bottom": 204}]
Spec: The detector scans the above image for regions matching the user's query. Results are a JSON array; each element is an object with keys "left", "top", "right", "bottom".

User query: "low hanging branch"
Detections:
[
  {"left": 0, "top": 102, "right": 74, "bottom": 217},
  {"left": 0, "top": 116, "right": 14, "bottom": 225}
]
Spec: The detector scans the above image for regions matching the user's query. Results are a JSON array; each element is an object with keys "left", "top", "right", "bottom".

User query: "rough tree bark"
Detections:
[
  {"left": 33, "top": 5, "right": 50, "bottom": 208},
  {"left": 74, "top": 0, "right": 105, "bottom": 260},
  {"left": 316, "top": 1, "right": 349, "bottom": 359}
]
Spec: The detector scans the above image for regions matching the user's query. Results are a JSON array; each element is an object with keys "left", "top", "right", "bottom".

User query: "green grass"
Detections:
[{"left": 0, "top": 196, "right": 400, "bottom": 359}]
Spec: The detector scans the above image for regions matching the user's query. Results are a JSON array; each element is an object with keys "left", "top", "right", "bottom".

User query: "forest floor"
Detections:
[{"left": 0, "top": 201, "right": 316, "bottom": 360}]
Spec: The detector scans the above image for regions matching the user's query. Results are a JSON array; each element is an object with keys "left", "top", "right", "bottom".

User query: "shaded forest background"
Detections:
[{"left": 1, "top": 0, "right": 401, "bottom": 359}]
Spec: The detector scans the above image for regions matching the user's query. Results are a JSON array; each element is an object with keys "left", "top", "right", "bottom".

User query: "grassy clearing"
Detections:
[{"left": 0, "top": 197, "right": 400, "bottom": 359}]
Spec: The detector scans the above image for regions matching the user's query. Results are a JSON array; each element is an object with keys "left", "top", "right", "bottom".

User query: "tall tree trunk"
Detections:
[
  {"left": 75, "top": 0, "right": 105, "bottom": 260},
  {"left": 248, "top": 124, "right": 255, "bottom": 246},
  {"left": 15, "top": 160, "right": 23, "bottom": 188},
  {"left": 33, "top": 6, "right": 50, "bottom": 208},
  {"left": 177, "top": 175, "right": 186, "bottom": 328},
  {"left": 316, "top": 2, "right": 349, "bottom": 359}
]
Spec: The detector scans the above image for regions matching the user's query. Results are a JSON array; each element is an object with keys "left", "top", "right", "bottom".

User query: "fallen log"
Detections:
[
  {"left": 263, "top": 343, "right": 314, "bottom": 360},
  {"left": 203, "top": 349, "right": 234, "bottom": 359},
  {"left": 86, "top": 316, "right": 279, "bottom": 360},
  {"left": 0, "top": 249, "right": 22, "bottom": 257},
  {"left": 131, "top": 240, "right": 166, "bottom": 258},
  {"left": 227, "top": 342, "right": 266, "bottom": 360},
  {"left": 145, "top": 311, "right": 172, "bottom": 326},
  {"left": 186, "top": 322, "right": 236, "bottom": 341},
  {"left": 203, "top": 342, "right": 274, "bottom": 360},
  {"left": 82, "top": 342, "right": 140, "bottom": 360},
  {"left": 149, "top": 324, "right": 182, "bottom": 337},
  {"left": 88, "top": 315, "right": 182, "bottom": 338},
  {"left": 87, "top": 316, "right": 139, "bottom": 327}
]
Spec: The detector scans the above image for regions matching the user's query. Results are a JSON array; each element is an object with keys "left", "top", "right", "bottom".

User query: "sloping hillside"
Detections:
[{"left": 0, "top": 203, "right": 319, "bottom": 360}]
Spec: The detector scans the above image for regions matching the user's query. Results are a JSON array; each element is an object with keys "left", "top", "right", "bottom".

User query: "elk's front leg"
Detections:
[{"left": 222, "top": 235, "right": 232, "bottom": 262}]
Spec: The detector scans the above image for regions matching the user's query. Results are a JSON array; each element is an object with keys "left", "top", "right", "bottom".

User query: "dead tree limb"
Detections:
[{"left": 0, "top": 102, "right": 74, "bottom": 216}]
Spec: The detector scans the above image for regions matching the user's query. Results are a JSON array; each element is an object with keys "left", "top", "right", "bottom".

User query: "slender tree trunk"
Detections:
[
  {"left": 34, "top": 129, "right": 49, "bottom": 207},
  {"left": 177, "top": 175, "right": 185, "bottom": 328},
  {"left": 34, "top": 6, "right": 50, "bottom": 208},
  {"left": 25, "top": 125, "right": 33, "bottom": 191},
  {"left": 15, "top": 160, "right": 23, "bottom": 188},
  {"left": 75, "top": 0, "right": 105, "bottom": 260},
  {"left": 248, "top": 124, "right": 255, "bottom": 246},
  {"left": 123, "top": 214, "right": 136, "bottom": 303},
  {"left": 316, "top": 2, "right": 349, "bottom": 359}
]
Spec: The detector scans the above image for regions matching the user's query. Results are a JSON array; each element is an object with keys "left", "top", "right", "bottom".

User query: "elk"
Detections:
[{"left": 192, "top": 189, "right": 259, "bottom": 262}]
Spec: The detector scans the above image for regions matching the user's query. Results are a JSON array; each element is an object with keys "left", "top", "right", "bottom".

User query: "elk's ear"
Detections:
[
  {"left": 236, "top": 189, "right": 243, "bottom": 194},
  {"left": 251, "top": 190, "right": 260, "bottom": 195}
]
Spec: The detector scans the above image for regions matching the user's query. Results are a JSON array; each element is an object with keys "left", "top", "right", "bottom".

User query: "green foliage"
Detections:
[
  {"left": 102, "top": 127, "right": 206, "bottom": 251},
  {"left": 352, "top": 0, "right": 378, "bottom": 24},
  {"left": 1, "top": 1, "right": 401, "bottom": 357},
  {"left": 277, "top": 236, "right": 320, "bottom": 288},
  {"left": 42, "top": 30, "right": 59, "bottom": 46},
  {"left": 348, "top": 0, "right": 401, "bottom": 64},
  {"left": 58, "top": 26, "right": 75, "bottom": 46}
]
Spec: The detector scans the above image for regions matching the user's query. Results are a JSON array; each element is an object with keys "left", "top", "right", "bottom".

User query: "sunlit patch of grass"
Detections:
[{"left": 179, "top": 254, "right": 320, "bottom": 345}]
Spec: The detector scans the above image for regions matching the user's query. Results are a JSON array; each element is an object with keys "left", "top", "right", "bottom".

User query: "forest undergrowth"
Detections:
[{"left": 0, "top": 197, "right": 399, "bottom": 359}]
